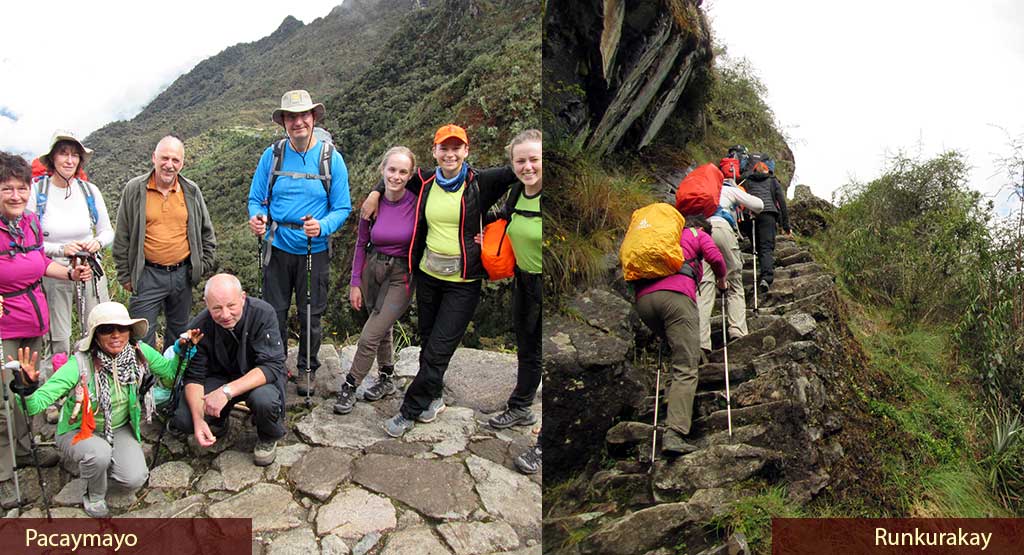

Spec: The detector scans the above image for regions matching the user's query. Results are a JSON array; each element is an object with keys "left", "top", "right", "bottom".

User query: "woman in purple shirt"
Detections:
[{"left": 333, "top": 147, "right": 418, "bottom": 415}]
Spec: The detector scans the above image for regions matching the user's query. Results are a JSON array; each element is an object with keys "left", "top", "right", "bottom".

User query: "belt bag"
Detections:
[{"left": 423, "top": 249, "right": 462, "bottom": 276}]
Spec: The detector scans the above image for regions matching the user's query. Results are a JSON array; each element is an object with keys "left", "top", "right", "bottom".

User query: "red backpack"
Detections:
[
  {"left": 675, "top": 164, "right": 724, "bottom": 218},
  {"left": 719, "top": 158, "right": 740, "bottom": 180}
]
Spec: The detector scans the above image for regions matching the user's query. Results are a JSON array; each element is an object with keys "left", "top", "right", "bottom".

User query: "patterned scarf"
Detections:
[
  {"left": 2, "top": 214, "right": 26, "bottom": 244},
  {"left": 435, "top": 163, "right": 468, "bottom": 193},
  {"left": 93, "top": 345, "right": 154, "bottom": 444}
]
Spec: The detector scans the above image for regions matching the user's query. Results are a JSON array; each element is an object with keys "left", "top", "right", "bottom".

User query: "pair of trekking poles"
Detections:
[
  {"left": 1, "top": 346, "right": 52, "bottom": 519},
  {"left": 650, "top": 295, "right": 733, "bottom": 463},
  {"left": 256, "top": 215, "right": 314, "bottom": 409}
]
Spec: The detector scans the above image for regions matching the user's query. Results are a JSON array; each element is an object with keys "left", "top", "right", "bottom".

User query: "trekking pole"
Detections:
[
  {"left": 256, "top": 215, "right": 265, "bottom": 298},
  {"left": 650, "top": 341, "right": 662, "bottom": 464},
  {"left": 305, "top": 231, "right": 313, "bottom": 409},
  {"left": 6, "top": 360, "right": 51, "bottom": 519},
  {"left": 751, "top": 222, "right": 759, "bottom": 312},
  {"left": 721, "top": 296, "right": 733, "bottom": 437},
  {"left": 151, "top": 342, "right": 192, "bottom": 468},
  {"left": 1, "top": 350, "right": 23, "bottom": 509},
  {"left": 74, "top": 251, "right": 89, "bottom": 333}
]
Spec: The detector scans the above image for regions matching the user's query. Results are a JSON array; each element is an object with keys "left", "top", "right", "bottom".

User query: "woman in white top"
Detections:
[{"left": 27, "top": 131, "right": 114, "bottom": 356}]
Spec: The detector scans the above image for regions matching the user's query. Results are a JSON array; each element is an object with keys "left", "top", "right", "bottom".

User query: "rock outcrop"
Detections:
[
  {"left": 544, "top": 0, "right": 713, "bottom": 156},
  {"left": 543, "top": 235, "right": 879, "bottom": 554},
  {"left": 788, "top": 184, "right": 835, "bottom": 237}
]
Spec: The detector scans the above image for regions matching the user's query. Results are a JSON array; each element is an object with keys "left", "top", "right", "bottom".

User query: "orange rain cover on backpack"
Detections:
[
  {"left": 675, "top": 163, "right": 724, "bottom": 218},
  {"left": 481, "top": 218, "right": 516, "bottom": 280},
  {"left": 620, "top": 203, "right": 686, "bottom": 281}
]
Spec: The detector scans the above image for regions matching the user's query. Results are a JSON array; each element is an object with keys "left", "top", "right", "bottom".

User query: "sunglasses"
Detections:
[{"left": 96, "top": 324, "right": 131, "bottom": 335}]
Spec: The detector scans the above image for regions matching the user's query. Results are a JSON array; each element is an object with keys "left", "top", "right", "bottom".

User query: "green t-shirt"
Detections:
[
  {"left": 507, "top": 190, "right": 542, "bottom": 274},
  {"left": 420, "top": 182, "right": 472, "bottom": 282}
]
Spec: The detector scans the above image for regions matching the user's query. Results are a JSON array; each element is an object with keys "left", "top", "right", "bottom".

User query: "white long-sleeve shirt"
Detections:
[
  {"left": 26, "top": 177, "right": 114, "bottom": 260},
  {"left": 711, "top": 185, "right": 765, "bottom": 225}
]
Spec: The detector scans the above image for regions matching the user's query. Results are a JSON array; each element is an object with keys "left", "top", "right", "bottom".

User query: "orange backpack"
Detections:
[
  {"left": 675, "top": 163, "right": 724, "bottom": 218},
  {"left": 481, "top": 219, "right": 516, "bottom": 280},
  {"left": 620, "top": 203, "right": 686, "bottom": 281}
]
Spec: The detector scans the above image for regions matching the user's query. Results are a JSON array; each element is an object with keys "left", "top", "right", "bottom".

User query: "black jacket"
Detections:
[
  {"left": 378, "top": 165, "right": 517, "bottom": 280},
  {"left": 744, "top": 174, "right": 791, "bottom": 232},
  {"left": 184, "top": 296, "right": 286, "bottom": 399}
]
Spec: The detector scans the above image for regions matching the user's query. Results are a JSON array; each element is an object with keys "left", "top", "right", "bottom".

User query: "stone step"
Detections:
[
  {"left": 706, "top": 312, "right": 817, "bottom": 366},
  {"left": 692, "top": 400, "right": 795, "bottom": 436},
  {"left": 651, "top": 443, "right": 785, "bottom": 496}
]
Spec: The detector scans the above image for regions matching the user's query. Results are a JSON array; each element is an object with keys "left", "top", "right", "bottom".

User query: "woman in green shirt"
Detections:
[
  {"left": 12, "top": 302, "right": 193, "bottom": 517},
  {"left": 485, "top": 129, "right": 543, "bottom": 474}
]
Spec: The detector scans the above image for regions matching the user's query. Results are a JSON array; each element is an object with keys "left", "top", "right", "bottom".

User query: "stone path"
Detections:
[
  {"left": 548, "top": 236, "right": 846, "bottom": 554},
  {"left": 6, "top": 345, "right": 541, "bottom": 555}
]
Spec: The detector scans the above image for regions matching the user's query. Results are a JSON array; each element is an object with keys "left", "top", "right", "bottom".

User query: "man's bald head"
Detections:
[
  {"left": 152, "top": 135, "right": 185, "bottom": 188},
  {"left": 204, "top": 274, "right": 246, "bottom": 330}
]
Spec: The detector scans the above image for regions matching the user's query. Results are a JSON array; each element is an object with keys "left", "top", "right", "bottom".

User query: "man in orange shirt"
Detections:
[{"left": 113, "top": 136, "right": 217, "bottom": 347}]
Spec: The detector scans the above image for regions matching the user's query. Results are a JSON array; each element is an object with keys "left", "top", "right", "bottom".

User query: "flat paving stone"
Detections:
[
  {"left": 316, "top": 486, "right": 396, "bottom": 539},
  {"left": 213, "top": 450, "right": 264, "bottom": 492},
  {"left": 207, "top": 483, "right": 304, "bottom": 532},
  {"left": 438, "top": 521, "right": 519, "bottom": 555},
  {"left": 295, "top": 403, "right": 390, "bottom": 450},
  {"left": 352, "top": 454, "right": 479, "bottom": 520},
  {"left": 379, "top": 526, "right": 453, "bottom": 555},
  {"left": 466, "top": 455, "right": 541, "bottom": 539},
  {"left": 289, "top": 446, "right": 353, "bottom": 501}
]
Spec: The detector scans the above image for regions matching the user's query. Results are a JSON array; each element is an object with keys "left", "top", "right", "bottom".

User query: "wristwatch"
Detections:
[{"left": 221, "top": 386, "right": 233, "bottom": 400}]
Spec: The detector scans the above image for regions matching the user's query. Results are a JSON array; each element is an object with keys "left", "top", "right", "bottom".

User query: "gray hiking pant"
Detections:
[
  {"left": 699, "top": 219, "right": 747, "bottom": 351},
  {"left": 350, "top": 253, "right": 413, "bottom": 384},
  {"left": 56, "top": 424, "right": 148, "bottom": 503},
  {"left": 43, "top": 273, "right": 110, "bottom": 356},
  {"left": 636, "top": 290, "right": 700, "bottom": 436}
]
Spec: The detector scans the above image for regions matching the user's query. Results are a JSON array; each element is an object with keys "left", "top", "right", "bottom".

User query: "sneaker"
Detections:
[
  {"left": 488, "top": 406, "right": 538, "bottom": 429},
  {"left": 514, "top": 444, "right": 542, "bottom": 475},
  {"left": 364, "top": 372, "right": 397, "bottom": 401},
  {"left": 253, "top": 440, "right": 277, "bottom": 467},
  {"left": 333, "top": 381, "right": 357, "bottom": 415},
  {"left": 417, "top": 398, "right": 446, "bottom": 423},
  {"left": 382, "top": 414, "right": 415, "bottom": 438},
  {"left": 1, "top": 479, "right": 19, "bottom": 510},
  {"left": 16, "top": 446, "right": 60, "bottom": 468},
  {"left": 82, "top": 496, "right": 110, "bottom": 518},
  {"left": 661, "top": 430, "right": 698, "bottom": 457},
  {"left": 295, "top": 371, "right": 316, "bottom": 397}
]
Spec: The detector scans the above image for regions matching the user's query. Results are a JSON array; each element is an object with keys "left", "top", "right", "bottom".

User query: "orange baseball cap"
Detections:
[{"left": 434, "top": 124, "right": 469, "bottom": 146}]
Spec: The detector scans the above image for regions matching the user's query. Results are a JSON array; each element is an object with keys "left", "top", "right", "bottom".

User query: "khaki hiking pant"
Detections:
[
  {"left": 56, "top": 424, "right": 148, "bottom": 503},
  {"left": 350, "top": 253, "right": 414, "bottom": 384},
  {"left": 42, "top": 273, "right": 110, "bottom": 357},
  {"left": 699, "top": 219, "right": 747, "bottom": 351},
  {"left": 636, "top": 290, "right": 701, "bottom": 436}
]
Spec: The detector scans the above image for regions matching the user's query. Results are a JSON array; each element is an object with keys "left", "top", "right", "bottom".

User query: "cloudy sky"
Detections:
[
  {"left": 707, "top": 0, "right": 1024, "bottom": 210},
  {"left": 0, "top": 0, "right": 343, "bottom": 158}
]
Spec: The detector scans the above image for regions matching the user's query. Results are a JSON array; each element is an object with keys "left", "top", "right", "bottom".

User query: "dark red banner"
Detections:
[
  {"left": 773, "top": 518, "right": 1024, "bottom": 555},
  {"left": 0, "top": 518, "right": 251, "bottom": 555}
]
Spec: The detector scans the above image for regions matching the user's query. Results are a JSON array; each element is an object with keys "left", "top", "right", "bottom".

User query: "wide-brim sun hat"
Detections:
[
  {"left": 77, "top": 302, "right": 148, "bottom": 352},
  {"left": 272, "top": 90, "right": 326, "bottom": 126},
  {"left": 433, "top": 124, "right": 469, "bottom": 146},
  {"left": 39, "top": 130, "right": 94, "bottom": 168}
]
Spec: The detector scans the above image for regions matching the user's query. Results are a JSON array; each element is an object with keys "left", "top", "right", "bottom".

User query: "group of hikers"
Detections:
[
  {"left": 0, "top": 89, "right": 543, "bottom": 517},
  {"left": 622, "top": 147, "right": 790, "bottom": 455}
]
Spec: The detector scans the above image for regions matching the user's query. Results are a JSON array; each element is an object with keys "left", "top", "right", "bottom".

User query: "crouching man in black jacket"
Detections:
[{"left": 172, "top": 273, "right": 286, "bottom": 466}]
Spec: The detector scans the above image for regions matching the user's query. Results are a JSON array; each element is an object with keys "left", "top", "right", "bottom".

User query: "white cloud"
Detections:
[
  {"left": 0, "top": 0, "right": 344, "bottom": 158},
  {"left": 706, "top": 0, "right": 1024, "bottom": 200}
]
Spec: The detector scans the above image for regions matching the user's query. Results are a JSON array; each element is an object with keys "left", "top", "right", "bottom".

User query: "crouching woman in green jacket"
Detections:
[{"left": 11, "top": 302, "right": 196, "bottom": 517}]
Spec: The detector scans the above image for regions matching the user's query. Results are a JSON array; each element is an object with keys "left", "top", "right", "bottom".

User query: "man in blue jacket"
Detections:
[{"left": 247, "top": 90, "right": 352, "bottom": 396}]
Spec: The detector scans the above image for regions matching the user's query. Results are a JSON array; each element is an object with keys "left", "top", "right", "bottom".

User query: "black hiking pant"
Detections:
[
  {"left": 400, "top": 272, "right": 481, "bottom": 420},
  {"left": 508, "top": 268, "right": 542, "bottom": 410},
  {"left": 263, "top": 246, "right": 329, "bottom": 374},
  {"left": 754, "top": 213, "right": 778, "bottom": 286}
]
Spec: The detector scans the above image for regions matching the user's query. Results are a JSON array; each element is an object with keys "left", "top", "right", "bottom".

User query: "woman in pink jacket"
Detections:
[{"left": 633, "top": 214, "right": 727, "bottom": 456}]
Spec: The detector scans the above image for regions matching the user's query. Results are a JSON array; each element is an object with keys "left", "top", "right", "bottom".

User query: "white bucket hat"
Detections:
[
  {"left": 77, "top": 302, "right": 148, "bottom": 352},
  {"left": 39, "top": 130, "right": 94, "bottom": 168},
  {"left": 271, "top": 90, "right": 326, "bottom": 126}
]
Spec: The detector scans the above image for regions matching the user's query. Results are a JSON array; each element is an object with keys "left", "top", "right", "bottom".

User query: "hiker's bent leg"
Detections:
[
  {"left": 508, "top": 270, "right": 543, "bottom": 409},
  {"left": 698, "top": 259, "right": 717, "bottom": 352},
  {"left": 245, "top": 384, "right": 286, "bottom": 441},
  {"left": 171, "top": 376, "right": 231, "bottom": 435},
  {"left": 109, "top": 425, "right": 148, "bottom": 491},
  {"left": 56, "top": 432, "right": 112, "bottom": 502},
  {"left": 717, "top": 222, "right": 747, "bottom": 337},
  {"left": 660, "top": 292, "right": 701, "bottom": 436},
  {"left": 755, "top": 214, "right": 777, "bottom": 285},
  {"left": 296, "top": 250, "right": 329, "bottom": 374}
]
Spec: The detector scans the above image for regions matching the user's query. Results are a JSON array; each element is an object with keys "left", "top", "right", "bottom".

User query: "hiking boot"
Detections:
[
  {"left": 417, "top": 398, "right": 446, "bottom": 423},
  {"left": 333, "top": 381, "right": 357, "bottom": 415},
  {"left": 295, "top": 371, "right": 316, "bottom": 397},
  {"left": 382, "top": 414, "right": 415, "bottom": 438},
  {"left": 253, "top": 440, "right": 278, "bottom": 467},
  {"left": 661, "top": 430, "right": 698, "bottom": 457},
  {"left": 45, "top": 405, "right": 61, "bottom": 425},
  {"left": 364, "top": 372, "right": 397, "bottom": 401},
  {"left": 16, "top": 446, "right": 60, "bottom": 469},
  {"left": 758, "top": 279, "right": 770, "bottom": 292},
  {"left": 82, "top": 496, "right": 110, "bottom": 518},
  {"left": 514, "top": 444, "right": 542, "bottom": 475},
  {"left": 488, "top": 406, "right": 537, "bottom": 429},
  {"left": 1, "top": 479, "right": 19, "bottom": 510},
  {"left": 209, "top": 418, "right": 231, "bottom": 439}
]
